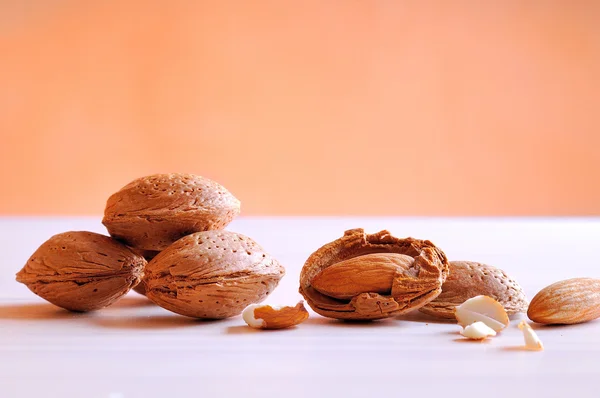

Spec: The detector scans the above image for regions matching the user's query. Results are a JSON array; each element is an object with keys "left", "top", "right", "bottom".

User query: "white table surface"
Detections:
[{"left": 1, "top": 216, "right": 600, "bottom": 398}]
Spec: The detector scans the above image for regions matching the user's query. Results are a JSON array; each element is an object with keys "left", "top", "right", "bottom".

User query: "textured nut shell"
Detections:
[
  {"left": 145, "top": 230, "right": 285, "bottom": 319},
  {"left": 102, "top": 173, "right": 241, "bottom": 251},
  {"left": 419, "top": 261, "right": 528, "bottom": 319},
  {"left": 299, "top": 228, "right": 449, "bottom": 320},
  {"left": 130, "top": 249, "right": 160, "bottom": 296},
  {"left": 527, "top": 278, "right": 600, "bottom": 325},
  {"left": 16, "top": 231, "right": 145, "bottom": 312}
]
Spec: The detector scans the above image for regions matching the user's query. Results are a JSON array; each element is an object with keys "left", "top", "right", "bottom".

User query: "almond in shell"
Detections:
[
  {"left": 103, "top": 173, "right": 240, "bottom": 251},
  {"left": 144, "top": 230, "right": 285, "bottom": 319},
  {"left": 419, "top": 261, "right": 527, "bottom": 319},
  {"left": 299, "top": 228, "right": 449, "bottom": 321},
  {"left": 16, "top": 231, "right": 145, "bottom": 312}
]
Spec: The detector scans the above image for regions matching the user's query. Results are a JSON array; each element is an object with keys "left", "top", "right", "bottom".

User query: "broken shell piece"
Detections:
[
  {"left": 518, "top": 321, "right": 544, "bottom": 351},
  {"left": 243, "top": 301, "right": 309, "bottom": 330},
  {"left": 455, "top": 295, "right": 509, "bottom": 332},
  {"left": 460, "top": 321, "right": 497, "bottom": 340}
]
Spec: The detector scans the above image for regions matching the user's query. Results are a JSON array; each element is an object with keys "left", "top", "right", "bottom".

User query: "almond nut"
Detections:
[
  {"left": 455, "top": 295, "right": 509, "bottom": 332},
  {"left": 16, "top": 231, "right": 145, "bottom": 312},
  {"left": 420, "top": 261, "right": 527, "bottom": 319},
  {"left": 242, "top": 301, "right": 309, "bottom": 329},
  {"left": 144, "top": 230, "right": 285, "bottom": 319},
  {"left": 527, "top": 278, "right": 600, "bottom": 325},
  {"left": 518, "top": 321, "right": 544, "bottom": 351},
  {"left": 299, "top": 228, "right": 449, "bottom": 320},
  {"left": 103, "top": 173, "right": 240, "bottom": 251},
  {"left": 311, "top": 253, "right": 414, "bottom": 300}
]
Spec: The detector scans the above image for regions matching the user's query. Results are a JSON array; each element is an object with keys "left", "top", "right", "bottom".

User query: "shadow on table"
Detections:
[
  {"left": 225, "top": 325, "right": 299, "bottom": 334},
  {"left": 301, "top": 316, "right": 401, "bottom": 328},
  {"left": 395, "top": 310, "right": 456, "bottom": 325},
  {"left": 107, "top": 295, "right": 156, "bottom": 309},
  {"left": 452, "top": 337, "right": 492, "bottom": 344},
  {"left": 0, "top": 302, "right": 82, "bottom": 320},
  {"left": 0, "top": 296, "right": 161, "bottom": 322},
  {"left": 91, "top": 313, "right": 224, "bottom": 330},
  {"left": 525, "top": 321, "right": 584, "bottom": 330},
  {"left": 225, "top": 315, "right": 402, "bottom": 334},
  {"left": 500, "top": 346, "right": 534, "bottom": 352}
]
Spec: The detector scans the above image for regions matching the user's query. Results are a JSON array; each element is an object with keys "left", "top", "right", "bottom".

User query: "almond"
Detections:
[
  {"left": 420, "top": 261, "right": 527, "bottom": 319},
  {"left": 103, "top": 173, "right": 240, "bottom": 251},
  {"left": 527, "top": 278, "right": 600, "bottom": 325},
  {"left": 144, "top": 230, "right": 285, "bottom": 319},
  {"left": 299, "top": 228, "right": 449, "bottom": 320},
  {"left": 311, "top": 253, "right": 414, "bottom": 300},
  {"left": 16, "top": 231, "right": 145, "bottom": 312},
  {"left": 242, "top": 301, "right": 309, "bottom": 329},
  {"left": 518, "top": 321, "right": 544, "bottom": 351}
]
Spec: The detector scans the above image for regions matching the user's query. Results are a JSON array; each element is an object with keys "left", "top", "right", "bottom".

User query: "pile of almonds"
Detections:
[
  {"left": 17, "top": 173, "right": 285, "bottom": 319},
  {"left": 15, "top": 175, "right": 600, "bottom": 343}
]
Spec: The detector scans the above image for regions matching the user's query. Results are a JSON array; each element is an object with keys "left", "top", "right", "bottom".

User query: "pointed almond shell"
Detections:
[
  {"left": 16, "top": 231, "right": 145, "bottom": 312},
  {"left": 103, "top": 173, "right": 240, "bottom": 251},
  {"left": 144, "top": 230, "right": 285, "bottom": 319}
]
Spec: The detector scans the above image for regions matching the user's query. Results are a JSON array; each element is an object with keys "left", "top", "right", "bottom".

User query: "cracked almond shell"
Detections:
[
  {"left": 144, "top": 230, "right": 285, "bottom": 319},
  {"left": 16, "top": 231, "right": 145, "bottom": 312},
  {"left": 419, "top": 261, "right": 528, "bottom": 319},
  {"left": 102, "top": 173, "right": 241, "bottom": 251},
  {"left": 299, "top": 228, "right": 449, "bottom": 320}
]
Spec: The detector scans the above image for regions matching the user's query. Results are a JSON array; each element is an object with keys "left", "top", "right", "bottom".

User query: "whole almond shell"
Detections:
[
  {"left": 299, "top": 228, "right": 449, "bottom": 320},
  {"left": 419, "top": 261, "right": 528, "bottom": 319},
  {"left": 144, "top": 230, "right": 285, "bottom": 319},
  {"left": 16, "top": 231, "right": 145, "bottom": 312},
  {"left": 102, "top": 173, "right": 241, "bottom": 251},
  {"left": 527, "top": 278, "right": 600, "bottom": 325}
]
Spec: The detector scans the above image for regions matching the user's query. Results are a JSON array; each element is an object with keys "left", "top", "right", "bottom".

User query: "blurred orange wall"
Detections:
[{"left": 1, "top": 1, "right": 599, "bottom": 216}]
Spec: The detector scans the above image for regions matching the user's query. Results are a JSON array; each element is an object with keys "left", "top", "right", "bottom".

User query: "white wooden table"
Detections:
[{"left": 1, "top": 217, "right": 599, "bottom": 398}]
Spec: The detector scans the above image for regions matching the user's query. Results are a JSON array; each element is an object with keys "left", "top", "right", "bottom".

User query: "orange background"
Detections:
[{"left": 1, "top": 1, "right": 599, "bottom": 216}]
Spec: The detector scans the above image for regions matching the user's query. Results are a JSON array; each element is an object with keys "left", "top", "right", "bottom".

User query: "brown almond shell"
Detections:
[
  {"left": 419, "top": 261, "right": 528, "bottom": 319},
  {"left": 130, "top": 248, "right": 161, "bottom": 296},
  {"left": 144, "top": 230, "right": 285, "bottom": 319},
  {"left": 102, "top": 173, "right": 241, "bottom": 251},
  {"left": 16, "top": 231, "right": 145, "bottom": 312},
  {"left": 299, "top": 228, "right": 449, "bottom": 320}
]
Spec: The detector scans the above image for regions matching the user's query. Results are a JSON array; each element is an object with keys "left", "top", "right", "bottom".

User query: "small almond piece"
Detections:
[
  {"left": 518, "top": 321, "right": 544, "bottom": 351},
  {"left": 460, "top": 321, "right": 497, "bottom": 340},
  {"left": 243, "top": 301, "right": 309, "bottom": 329},
  {"left": 455, "top": 295, "right": 509, "bottom": 332},
  {"left": 527, "top": 278, "right": 600, "bottom": 325}
]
